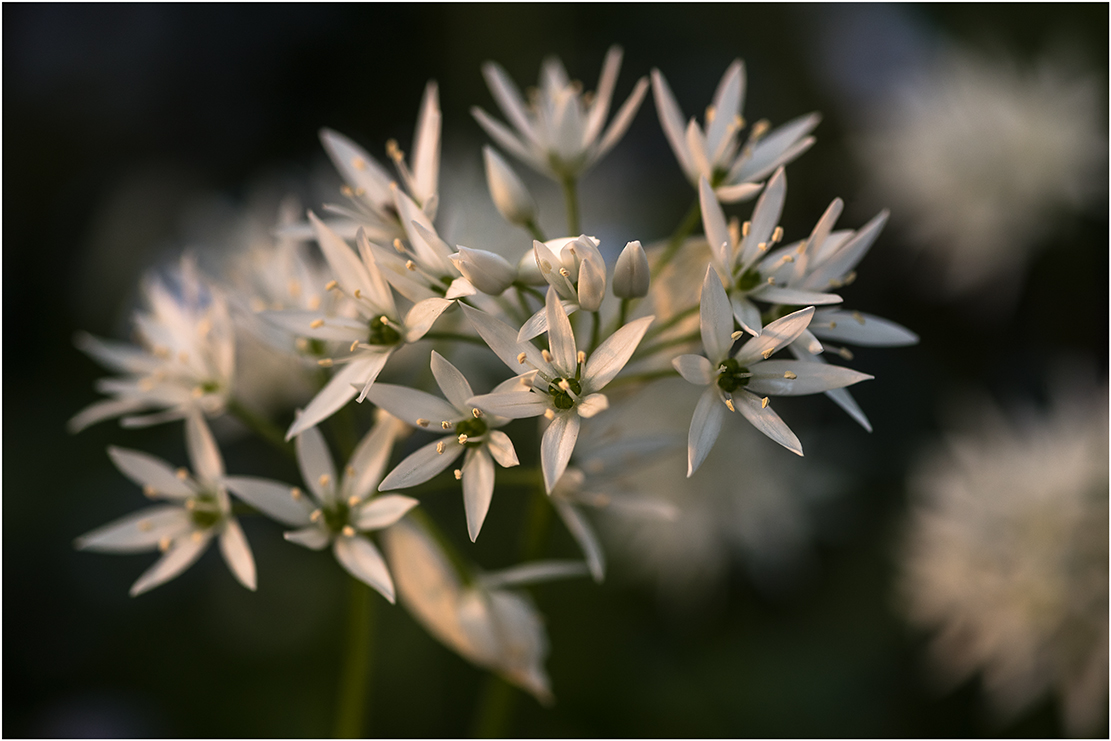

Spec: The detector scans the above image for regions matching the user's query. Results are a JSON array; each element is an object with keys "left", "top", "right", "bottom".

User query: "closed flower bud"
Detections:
[
  {"left": 483, "top": 146, "right": 536, "bottom": 226},
  {"left": 516, "top": 248, "right": 547, "bottom": 285},
  {"left": 613, "top": 240, "right": 650, "bottom": 298},
  {"left": 450, "top": 246, "right": 517, "bottom": 295},
  {"left": 577, "top": 255, "right": 607, "bottom": 311}
]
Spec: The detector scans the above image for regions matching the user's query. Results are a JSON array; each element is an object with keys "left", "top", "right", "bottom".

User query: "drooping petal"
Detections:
[
  {"left": 699, "top": 265, "right": 734, "bottom": 363},
  {"left": 478, "top": 559, "right": 590, "bottom": 590},
  {"left": 545, "top": 286, "right": 577, "bottom": 374},
  {"left": 185, "top": 413, "right": 224, "bottom": 485},
  {"left": 403, "top": 297, "right": 454, "bottom": 343},
  {"left": 485, "top": 430, "right": 519, "bottom": 468},
  {"left": 553, "top": 501, "right": 605, "bottom": 582},
  {"left": 75, "top": 505, "right": 192, "bottom": 553},
  {"left": 223, "top": 476, "right": 312, "bottom": 527},
  {"left": 379, "top": 437, "right": 463, "bottom": 491},
  {"left": 354, "top": 495, "right": 420, "bottom": 531},
  {"left": 733, "top": 391, "right": 803, "bottom": 456},
  {"left": 576, "top": 393, "right": 609, "bottom": 418},
  {"left": 218, "top": 520, "right": 256, "bottom": 590},
  {"left": 733, "top": 306, "right": 814, "bottom": 367},
  {"left": 672, "top": 354, "right": 714, "bottom": 385},
  {"left": 687, "top": 386, "right": 726, "bottom": 476},
  {"left": 295, "top": 425, "right": 337, "bottom": 502},
  {"left": 583, "top": 315, "right": 654, "bottom": 390},
  {"left": 650, "top": 68, "right": 696, "bottom": 180},
  {"left": 467, "top": 390, "right": 549, "bottom": 420},
  {"left": 107, "top": 447, "right": 195, "bottom": 498},
  {"left": 284, "top": 526, "right": 330, "bottom": 551},
  {"left": 462, "top": 448, "right": 496, "bottom": 542},
  {"left": 460, "top": 303, "right": 553, "bottom": 377},
  {"left": 285, "top": 353, "right": 390, "bottom": 440},
  {"left": 130, "top": 534, "right": 210, "bottom": 597},
  {"left": 363, "top": 383, "right": 460, "bottom": 429},
  {"left": 430, "top": 351, "right": 475, "bottom": 412},
  {"left": 541, "top": 413, "right": 580, "bottom": 493},
  {"left": 809, "top": 309, "right": 919, "bottom": 347},
  {"left": 334, "top": 535, "right": 395, "bottom": 603},
  {"left": 745, "top": 360, "right": 873, "bottom": 396}
]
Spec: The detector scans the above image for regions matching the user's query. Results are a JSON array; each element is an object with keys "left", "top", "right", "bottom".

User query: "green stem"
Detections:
[
  {"left": 588, "top": 311, "right": 601, "bottom": 355},
  {"left": 633, "top": 330, "right": 701, "bottom": 361},
  {"left": 334, "top": 576, "right": 375, "bottom": 738},
  {"left": 471, "top": 675, "right": 516, "bottom": 738},
  {"left": 651, "top": 197, "right": 702, "bottom": 278},
  {"left": 421, "top": 331, "right": 487, "bottom": 346},
  {"left": 226, "top": 399, "right": 294, "bottom": 460},
  {"left": 524, "top": 219, "right": 546, "bottom": 243},
  {"left": 618, "top": 298, "right": 629, "bottom": 329},
  {"left": 642, "top": 304, "right": 700, "bottom": 344},
  {"left": 560, "top": 175, "right": 580, "bottom": 235},
  {"left": 607, "top": 369, "right": 681, "bottom": 389}
]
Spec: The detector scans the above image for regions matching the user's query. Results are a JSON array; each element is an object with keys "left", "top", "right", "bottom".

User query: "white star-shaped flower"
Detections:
[
  {"left": 517, "top": 235, "right": 608, "bottom": 340},
  {"left": 674, "top": 266, "right": 873, "bottom": 474},
  {"left": 463, "top": 287, "right": 654, "bottom": 492},
  {"left": 75, "top": 413, "right": 255, "bottom": 596},
  {"left": 224, "top": 413, "right": 417, "bottom": 603}
]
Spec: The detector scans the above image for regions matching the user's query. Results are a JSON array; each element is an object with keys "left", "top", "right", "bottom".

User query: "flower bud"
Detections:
[
  {"left": 516, "top": 247, "right": 547, "bottom": 286},
  {"left": 483, "top": 146, "right": 536, "bottom": 226},
  {"left": 450, "top": 246, "right": 517, "bottom": 295},
  {"left": 613, "top": 240, "right": 650, "bottom": 298},
  {"left": 577, "top": 255, "right": 606, "bottom": 312}
]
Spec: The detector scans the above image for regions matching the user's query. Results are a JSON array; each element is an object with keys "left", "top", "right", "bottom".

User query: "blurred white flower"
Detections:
[
  {"left": 483, "top": 145, "right": 538, "bottom": 228},
  {"left": 473, "top": 46, "right": 649, "bottom": 180},
  {"left": 857, "top": 49, "right": 1107, "bottom": 294},
  {"left": 76, "top": 414, "right": 255, "bottom": 596},
  {"left": 70, "top": 255, "right": 235, "bottom": 432},
  {"left": 899, "top": 386, "right": 1108, "bottom": 735}
]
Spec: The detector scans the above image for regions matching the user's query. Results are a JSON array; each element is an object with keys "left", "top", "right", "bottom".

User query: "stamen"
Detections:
[
  {"left": 346, "top": 466, "right": 356, "bottom": 478},
  {"left": 838, "top": 347, "right": 854, "bottom": 361},
  {"left": 766, "top": 276, "right": 775, "bottom": 285},
  {"left": 761, "top": 397, "right": 769, "bottom": 408},
  {"left": 142, "top": 485, "right": 157, "bottom": 498},
  {"left": 843, "top": 271, "right": 857, "bottom": 285},
  {"left": 724, "top": 398, "right": 735, "bottom": 412},
  {"left": 350, "top": 340, "right": 360, "bottom": 352},
  {"left": 307, "top": 296, "right": 322, "bottom": 311},
  {"left": 341, "top": 185, "right": 354, "bottom": 197},
  {"left": 731, "top": 330, "right": 744, "bottom": 340},
  {"left": 310, "top": 509, "right": 323, "bottom": 522},
  {"left": 178, "top": 351, "right": 189, "bottom": 363},
  {"left": 393, "top": 238, "right": 406, "bottom": 254},
  {"left": 290, "top": 487, "right": 302, "bottom": 500},
  {"left": 453, "top": 469, "right": 463, "bottom": 480},
  {"left": 158, "top": 537, "right": 172, "bottom": 552},
  {"left": 543, "top": 409, "right": 555, "bottom": 420},
  {"left": 153, "top": 345, "right": 171, "bottom": 359},
  {"left": 541, "top": 349, "right": 552, "bottom": 363},
  {"left": 295, "top": 337, "right": 310, "bottom": 351},
  {"left": 310, "top": 319, "right": 325, "bottom": 329},
  {"left": 325, "top": 280, "right": 338, "bottom": 291},
  {"left": 185, "top": 500, "right": 196, "bottom": 510},
  {"left": 750, "top": 119, "right": 770, "bottom": 141},
  {"left": 318, "top": 474, "right": 331, "bottom": 488},
  {"left": 557, "top": 379, "right": 571, "bottom": 391},
  {"left": 771, "top": 226, "right": 784, "bottom": 243},
  {"left": 385, "top": 139, "right": 403, "bottom": 162},
  {"left": 351, "top": 156, "right": 366, "bottom": 171},
  {"left": 380, "top": 316, "right": 390, "bottom": 325},
  {"left": 436, "top": 441, "right": 446, "bottom": 454},
  {"left": 758, "top": 242, "right": 767, "bottom": 252},
  {"left": 704, "top": 105, "right": 716, "bottom": 123},
  {"left": 176, "top": 468, "right": 189, "bottom": 481},
  {"left": 852, "top": 311, "right": 865, "bottom": 325},
  {"left": 472, "top": 408, "right": 482, "bottom": 418},
  {"left": 829, "top": 321, "right": 837, "bottom": 329},
  {"left": 416, "top": 418, "right": 429, "bottom": 427},
  {"left": 347, "top": 495, "right": 360, "bottom": 507},
  {"left": 318, "top": 358, "right": 334, "bottom": 368},
  {"left": 457, "top": 434, "right": 468, "bottom": 445},
  {"left": 406, "top": 260, "right": 417, "bottom": 271},
  {"left": 441, "top": 421, "right": 452, "bottom": 430},
  {"left": 559, "top": 267, "right": 570, "bottom": 278},
  {"left": 342, "top": 525, "right": 356, "bottom": 537},
  {"left": 517, "top": 352, "right": 528, "bottom": 365},
  {"left": 577, "top": 350, "right": 586, "bottom": 364},
  {"left": 761, "top": 348, "right": 774, "bottom": 360},
  {"left": 139, "top": 378, "right": 154, "bottom": 392},
  {"left": 784, "top": 371, "right": 797, "bottom": 379},
  {"left": 354, "top": 289, "right": 362, "bottom": 299},
  {"left": 742, "top": 221, "right": 751, "bottom": 237},
  {"left": 191, "top": 530, "right": 205, "bottom": 542},
  {"left": 138, "top": 520, "right": 152, "bottom": 532}
]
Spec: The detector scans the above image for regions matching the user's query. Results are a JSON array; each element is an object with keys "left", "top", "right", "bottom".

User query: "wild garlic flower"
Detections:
[
  {"left": 463, "top": 288, "right": 654, "bottom": 492},
  {"left": 673, "top": 266, "right": 871, "bottom": 473},
  {"left": 366, "top": 351, "right": 520, "bottom": 542},
  {"left": 267, "top": 216, "right": 453, "bottom": 439},
  {"left": 70, "top": 256, "right": 235, "bottom": 432},
  {"left": 653, "top": 60, "right": 820, "bottom": 202},
  {"left": 224, "top": 413, "right": 417, "bottom": 603},
  {"left": 612, "top": 240, "right": 650, "bottom": 299},
  {"left": 518, "top": 235, "right": 608, "bottom": 340},
  {"left": 899, "top": 388, "right": 1108, "bottom": 736},
  {"left": 483, "top": 145, "right": 538, "bottom": 227},
  {"left": 76, "top": 414, "right": 255, "bottom": 596},
  {"left": 472, "top": 45, "right": 649, "bottom": 180}
]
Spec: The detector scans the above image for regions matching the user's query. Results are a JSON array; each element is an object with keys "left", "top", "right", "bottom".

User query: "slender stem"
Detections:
[
  {"left": 560, "top": 175, "right": 580, "bottom": 235},
  {"left": 618, "top": 298, "right": 629, "bottom": 329},
  {"left": 226, "top": 398, "right": 294, "bottom": 459},
  {"left": 633, "top": 330, "right": 701, "bottom": 361},
  {"left": 588, "top": 311, "right": 601, "bottom": 355},
  {"left": 651, "top": 197, "right": 701, "bottom": 278},
  {"left": 524, "top": 219, "right": 546, "bottom": 243},
  {"left": 607, "top": 368, "right": 681, "bottom": 389},
  {"left": 334, "top": 576, "right": 375, "bottom": 739},
  {"left": 520, "top": 485, "right": 554, "bottom": 561},
  {"left": 642, "top": 304, "right": 700, "bottom": 344},
  {"left": 421, "top": 331, "right": 487, "bottom": 346},
  {"left": 471, "top": 675, "right": 516, "bottom": 738}
]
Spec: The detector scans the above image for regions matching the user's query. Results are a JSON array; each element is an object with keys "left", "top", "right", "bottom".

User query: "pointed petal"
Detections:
[
  {"left": 471, "top": 107, "right": 545, "bottom": 173},
  {"left": 672, "top": 354, "right": 713, "bottom": 385},
  {"left": 262, "top": 310, "right": 367, "bottom": 342},
  {"left": 734, "top": 391, "right": 803, "bottom": 456},
  {"left": 584, "top": 315, "right": 654, "bottom": 390},
  {"left": 554, "top": 501, "right": 605, "bottom": 582},
  {"left": 545, "top": 286, "right": 577, "bottom": 374},
  {"left": 309, "top": 211, "right": 373, "bottom": 300},
  {"left": 584, "top": 46, "right": 622, "bottom": 143},
  {"left": 516, "top": 300, "right": 579, "bottom": 342},
  {"left": 809, "top": 309, "right": 919, "bottom": 347},
  {"left": 68, "top": 397, "right": 148, "bottom": 434},
  {"left": 800, "top": 210, "right": 889, "bottom": 292},
  {"left": 295, "top": 425, "right": 337, "bottom": 501},
  {"left": 285, "top": 354, "right": 388, "bottom": 440},
  {"left": 592, "top": 76, "right": 649, "bottom": 162},
  {"left": 731, "top": 294, "right": 763, "bottom": 337},
  {"left": 746, "top": 360, "right": 872, "bottom": 396},
  {"left": 685, "top": 119, "right": 711, "bottom": 180},
  {"left": 107, "top": 447, "right": 194, "bottom": 498},
  {"left": 219, "top": 520, "right": 256, "bottom": 590},
  {"left": 485, "top": 430, "right": 519, "bottom": 468},
  {"left": 355, "top": 495, "right": 420, "bottom": 531},
  {"left": 826, "top": 386, "right": 873, "bottom": 432},
  {"left": 130, "top": 535, "right": 209, "bottom": 596},
  {"left": 706, "top": 60, "right": 745, "bottom": 156},
  {"left": 752, "top": 286, "right": 843, "bottom": 306},
  {"left": 739, "top": 167, "right": 786, "bottom": 268},
  {"left": 460, "top": 303, "right": 553, "bottom": 377},
  {"left": 356, "top": 230, "right": 399, "bottom": 318},
  {"left": 379, "top": 437, "right": 463, "bottom": 490},
  {"left": 75, "top": 505, "right": 191, "bottom": 553},
  {"left": 74, "top": 332, "right": 158, "bottom": 374},
  {"left": 444, "top": 277, "right": 478, "bottom": 299},
  {"left": 363, "top": 383, "right": 459, "bottom": 429},
  {"left": 541, "top": 414, "right": 580, "bottom": 493},
  {"left": 403, "top": 297, "right": 453, "bottom": 343},
  {"left": 734, "top": 306, "right": 814, "bottom": 367},
  {"left": 284, "top": 526, "right": 330, "bottom": 550},
  {"left": 796, "top": 328, "right": 824, "bottom": 355},
  {"left": 410, "top": 81, "right": 441, "bottom": 203},
  {"left": 730, "top": 113, "right": 821, "bottom": 184},
  {"left": 319, "top": 128, "right": 394, "bottom": 206},
  {"left": 700, "top": 265, "right": 734, "bottom": 363},
  {"left": 714, "top": 182, "right": 764, "bottom": 203},
  {"left": 576, "top": 393, "right": 609, "bottom": 418},
  {"left": 430, "top": 351, "right": 474, "bottom": 411},
  {"left": 467, "top": 390, "right": 549, "bottom": 420},
  {"left": 687, "top": 386, "right": 726, "bottom": 476},
  {"left": 699, "top": 177, "right": 732, "bottom": 274},
  {"left": 481, "top": 61, "right": 538, "bottom": 143},
  {"left": 185, "top": 413, "right": 223, "bottom": 484},
  {"left": 223, "top": 476, "right": 312, "bottom": 527},
  {"left": 334, "top": 536, "right": 395, "bottom": 603},
  {"left": 478, "top": 559, "right": 590, "bottom": 589},
  {"left": 650, "top": 69, "right": 696, "bottom": 180},
  {"left": 463, "top": 448, "right": 496, "bottom": 541}
]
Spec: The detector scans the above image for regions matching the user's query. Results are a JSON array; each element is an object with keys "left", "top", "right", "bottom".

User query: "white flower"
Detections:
[
  {"left": 70, "top": 255, "right": 235, "bottom": 432},
  {"left": 266, "top": 216, "right": 453, "bottom": 439},
  {"left": 483, "top": 145, "right": 537, "bottom": 226},
  {"left": 612, "top": 240, "right": 650, "bottom": 299},
  {"left": 382, "top": 517, "right": 588, "bottom": 703},
  {"left": 856, "top": 49, "right": 1107, "bottom": 294},
  {"left": 898, "top": 387, "right": 1108, "bottom": 736},
  {"left": 518, "top": 235, "right": 607, "bottom": 340},
  {"left": 652, "top": 60, "right": 820, "bottom": 202},
  {"left": 75, "top": 414, "right": 255, "bottom": 596},
  {"left": 224, "top": 413, "right": 417, "bottom": 603},
  {"left": 449, "top": 246, "right": 517, "bottom": 296},
  {"left": 366, "top": 351, "right": 520, "bottom": 541},
  {"left": 463, "top": 287, "right": 654, "bottom": 492},
  {"left": 673, "top": 266, "right": 872, "bottom": 473},
  {"left": 472, "top": 45, "right": 649, "bottom": 180}
]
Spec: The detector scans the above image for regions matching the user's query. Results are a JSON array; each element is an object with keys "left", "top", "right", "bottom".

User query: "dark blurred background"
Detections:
[{"left": 5, "top": 4, "right": 1107, "bottom": 737}]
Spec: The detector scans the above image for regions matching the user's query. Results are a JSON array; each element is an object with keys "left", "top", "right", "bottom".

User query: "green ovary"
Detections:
[
  {"left": 454, "top": 417, "right": 488, "bottom": 446},
  {"left": 367, "top": 316, "right": 402, "bottom": 346},
  {"left": 716, "top": 358, "right": 750, "bottom": 393},
  {"left": 548, "top": 377, "right": 582, "bottom": 410}
]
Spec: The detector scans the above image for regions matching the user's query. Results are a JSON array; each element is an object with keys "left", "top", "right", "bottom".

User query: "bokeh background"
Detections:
[{"left": 5, "top": 4, "right": 1107, "bottom": 737}]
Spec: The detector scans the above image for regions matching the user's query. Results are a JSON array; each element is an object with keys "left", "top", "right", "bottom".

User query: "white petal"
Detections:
[
  {"left": 541, "top": 413, "right": 580, "bottom": 493},
  {"left": 745, "top": 360, "right": 872, "bottom": 396},
  {"left": 284, "top": 526, "right": 331, "bottom": 551},
  {"left": 379, "top": 437, "right": 463, "bottom": 490},
  {"left": 731, "top": 294, "right": 763, "bottom": 337},
  {"left": 75, "top": 505, "right": 192, "bottom": 553},
  {"left": 219, "top": 520, "right": 256, "bottom": 590},
  {"left": 285, "top": 354, "right": 389, "bottom": 440},
  {"left": 363, "top": 383, "right": 459, "bottom": 429},
  {"left": 650, "top": 69, "right": 696, "bottom": 179},
  {"left": 107, "top": 447, "right": 194, "bottom": 498},
  {"left": 356, "top": 230, "right": 399, "bottom": 318},
  {"left": 809, "top": 309, "right": 919, "bottom": 347},
  {"left": 687, "top": 386, "right": 726, "bottom": 476},
  {"left": 576, "top": 257, "right": 606, "bottom": 312},
  {"left": 592, "top": 76, "right": 649, "bottom": 163},
  {"left": 733, "top": 307, "right": 814, "bottom": 367},
  {"left": 295, "top": 425, "right": 337, "bottom": 502},
  {"left": 403, "top": 297, "right": 454, "bottom": 343},
  {"left": 795, "top": 328, "right": 824, "bottom": 355},
  {"left": 730, "top": 113, "right": 820, "bottom": 184},
  {"left": 463, "top": 448, "right": 496, "bottom": 541},
  {"left": 185, "top": 413, "right": 223, "bottom": 484},
  {"left": 481, "top": 61, "right": 538, "bottom": 143},
  {"left": 714, "top": 182, "right": 764, "bottom": 203},
  {"left": 685, "top": 119, "right": 711, "bottom": 180},
  {"left": 430, "top": 351, "right": 475, "bottom": 411},
  {"left": 799, "top": 210, "right": 889, "bottom": 292},
  {"left": 752, "top": 286, "right": 842, "bottom": 306},
  {"left": 672, "top": 354, "right": 713, "bottom": 385},
  {"left": 545, "top": 286, "right": 577, "bottom": 374},
  {"left": 467, "top": 390, "right": 549, "bottom": 420},
  {"left": 410, "top": 81, "right": 441, "bottom": 204},
  {"left": 485, "top": 430, "right": 519, "bottom": 468},
  {"left": 223, "top": 476, "right": 312, "bottom": 527},
  {"left": 583, "top": 315, "right": 654, "bottom": 390},
  {"left": 345, "top": 414, "right": 406, "bottom": 501},
  {"left": 471, "top": 107, "right": 545, "bottom": 173},
  {"left": 516, "top": 300, "right": 579, "bottom": 342},
  {"left": 576, "top": 393, "right": 609, "bottom": 419},
  {"left": 583, "top": 46, "right": 622, "bottom": 144},
  {"left": 355, "top": 494, "right": 420, "bottom": 531},
  {"left": 262, "top": 310, "right": 367, "bottom": 342},
  {"left": 74, "top": 332, "right": 158, "bottom": 374},
  {"left": 460, "top": 303, "right": 553, "bottom": 377},
  {"left": 699, "top": 177, "right": 732, "bottom": 274},
  {"left": 334, "top": 536, "right": 395, "bottom": 603},
  {"left": 396, "top": 195, "right": 452, "bottom": 274},
  {"left": 826, "top": 386, "right": 872, "bottom": 432},
  {"left": 483, "top": 145, "right": 537, "bottom": 226},
  {"left": 478, "top": 560, "right": 589, "bottom": 590},
  {"left": 309, "top": 211, "right": 374, "bottom": 301},
  {"left": 444, "top": 276, "right": 478, "bottom": 300},
  {"left": 739, "top": 167, "right": 786, "bottom": 268},
  {"left": 68, "top": 397, "right": 149, "bottom": 434},
  {"left": 733, "top": 391, "right": 802, "bottom": 456},
  {"left": 319, "top": 128, "right": 393, "bottom": 207},
  {"left": 130, "top": 535, "right": 209, "bottom": 596},
  {"left": 699, "top": 265, "right": 734, "bottom": 363},
  {"left": 706, "top": 59, "right": 745, "bottom": 157},
  {"left": 554, "top": 502, "right": 605, "bottom": 582}
]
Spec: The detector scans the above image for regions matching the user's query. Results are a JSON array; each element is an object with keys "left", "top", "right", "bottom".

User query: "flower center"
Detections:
[
  {"left": 735, "top": 267, "right": 761, "bottom": 292},
  {"left": 454, "top": 417, "right": 488, "bottom": 446},
  {"left": 548, "top": 377, "right": 582, "bottom": 410},
  {"left": 367, "top": 315, "right": 402, "bottom": 346},
  {"left": 189, "top": 493, "right": 223, "bottom": 529},
  {"left": 321, "top": 500, "right": 351, "bottom": 534},
  {"left": 716, "top": 358, "right": 751, "bottom": 393}
]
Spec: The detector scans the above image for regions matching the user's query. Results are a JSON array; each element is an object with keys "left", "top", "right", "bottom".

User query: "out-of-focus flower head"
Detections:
[
  {"left": 899, "top": 384, "right": 1109, "bottom": 735},
  {"left": 857, "top": 48, "right": 1107, "bottom": 295}
]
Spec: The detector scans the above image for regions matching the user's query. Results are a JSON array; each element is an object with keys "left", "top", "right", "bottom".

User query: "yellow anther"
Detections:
[
  {"left": 724, "top": 398, "right": 735, "bottom": 412},
  {"left": 577, "top": 350, "right": 586, "bottom": 364},
  {"left": 517, "top": 352, "right": 528, "bottom": 365},
  {"left": 142, "top": 485, "right": 157, "bottom": 498},
  {"left": 153, "top": 345, "right": 171, "bottom": 359},
  {"left": 771, "top": 226, "right": 784, "bottom": 243},
  {"left": 828, "top": 277, "right": 842, "bottom": 289},
  {"left": 341, "top": 185, "right": 354, "bottom": 197},
  {"left": 379, "top": 316, "right": 390, "bottom": 325},
  {"left": 249, "top": 298, "right": 267, "bottom": 313},
  {"left": 310, "top": 509, "right": 323, "bottom": 522},
  {"left": 346, "top": 466, "right": 356, "bottom": 478},
  {"left": 758, "top": 242, "right": 767, "bottom": 252},
  {"left": 406, "top": 260, "right": 417, "bottom": 271},
  {"left": 784, "top": 371, "right": 797, "bottom": 379},
  {"left": 436, "top": 441, "right": 446, "bottom": 455},
  {"left": 325, "top": 280, "right": 338, "bottom": 291},
  {"left": 766, "top": 276, "right": 775, "bottom": 285},
  {"left": 843, "top": 271, "right": 857, "bottom": 285},
  {"left": 742, "top": 221, "right": 751, "bottom": 237},
  {"left": 287, "top": 279, "right": 302, "bottom": 298},
  {"left": 441, "top": 421, "right": 452, "bottom": 430},
  {"left": 137, "top": 520, "right": 152, "bottom": 532},
  {"left": 185, "top": 500, "right": 196, "bottom": 510},
  {"left": 735, "top": 114, "right": 745, "bottom": 128},
  {"left": 454, "top": 469, "right": 463, "bottom": 480},
  {"left": 543, "top": 409, "right": 555, "bottom": 420},
  {"left": 353, "top": 188, "right": 365, "bottom": 197},
  {"left": 457, "top": 434, "right": 468, "bottom": 444},
  {"left": 416, "top": 418, "right": 429, "bottom": 428},
  {"left": 295, "top": 337, "right": 310, "bottom": 351},
  {"left": 704, "top": 104, "right": 716, "bottom": 123},
  {"left": 318, "top": 358, "right": 334, "bottom": 368},
  {"left": 852, "top": 311, "right": 865, "bottom": 325},
  {"left": 559, "top": 267, "right": 570, "bottom": 278},
  {"left": 783, "top": 255, "right": 794, "bottom": 263},
  {"left": 307, "top": 295, "right": 322, "bottom": 311},
  {"left": 595, "top": 493, "right": 611, "bottom": 508},
  {"left": 310, "top": 319, "right": 324, "bottom": 329},
  {"left": 350, "top": 340, "right": 360, "bottom": 352},
  {"left": 318, "top": 474, "right": 331, "bottom": 487},
  {"left": 158, "top": 537, "right": 172, "bottom": 552},
  {"left": 353, "top": 289, "right": 362, "bottom": 299},
  {"left": 838, "top": 347, "right": 854, "bottom": 361},
  {"left": 541, "top": 349, "right": 552, "bottom": 362},
  {"left": 750, "top": 119, "right": 770, "bottom": 141},
  {"left": 348, "top": 495, "right": 360, "bottom": 507},
  {"left": 290, "top": 487, "right": 303, "bottom": 500},
  {"left": 342, "top": 525, "right": 356, "bottom": 537},
  {"left": 761, "top": 397, "right": 770, "bottom": 408},
  {"left": 351, "top": 156, "right": 366, "bottom": 171},
  {"left": 176, "top": 468, "right": 189, "bottom": 481},
  {"left": 191, "top": 530, "right": 205, "bottom": 543},
  {"left": 762, "top": 348, "right": 774, "bottom": 360},
  {"left": 829, "top": 322, "right": 837, "bottom": 329},
  {"left": 557, "top": 379, "right": 570, "bottom": 391},
  {"left": 731, "top": 330, "right": 744, "bottom": 340},
  {"left": 472, "top": 408, "right": 482, "bottom": 418},
  {"left": 178, "top": 351, "right": 190, "bottom": 363},
  {"left": 139, "top": 378, "right": 155, "bottom": 392},
  {"left": 385, "top": 139, "right": 403, "bottom": 161}
]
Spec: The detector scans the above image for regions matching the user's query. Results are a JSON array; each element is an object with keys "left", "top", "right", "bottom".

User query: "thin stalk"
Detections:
[
  {"left": 607, "top": 368, "right": 681, "bottom": 389},
  {"left": 333, "top": 576, "right": 375, "bottom": 738},
  {"left": 421, "top": 331, "right": 488, "bottom": 346},
  {"left": 618, "top": 298, "right": 630, "bottom": 329},
  {"left": 471, "top": 675, "right": 515, "bottom": 738},
  {"left": 651, "top": 197, "right": 701, "bottom": 278},
  {"left": 524, "top": 219, "right": 546, "bottom": 243},
  {"left": 633, "top": 330, "right": 701, "bottom": 361},
  {"left": 642, "top": 304, "right": 700, "bottom": 344},
  {"left": 560, "top": 175, "right": 581, "bottom": 235},
  {"left": 588, "top": 311, "right": 601, "bottom": 355},
  {"left": 226, "top": 398, "right": 294, "bottom": 459}
]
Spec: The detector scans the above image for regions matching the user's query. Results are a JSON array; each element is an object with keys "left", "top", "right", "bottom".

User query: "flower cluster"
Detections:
[{"left": 72, "top": 47, "right": 914, "bottom": 703}]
